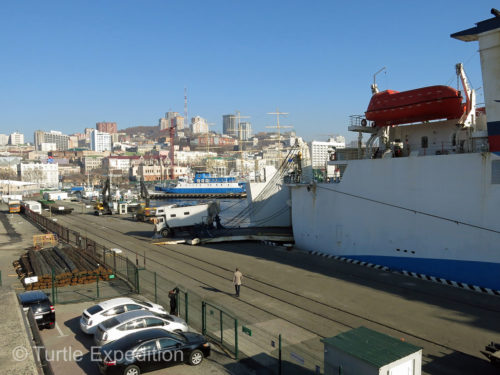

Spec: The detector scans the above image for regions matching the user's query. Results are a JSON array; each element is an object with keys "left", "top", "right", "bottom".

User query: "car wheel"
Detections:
[
  {"left": 123, "top": 364, "right": 141, "bottom": 375},
  {"left": 188, "top": 349, "right": 204, "bottom": 366}
]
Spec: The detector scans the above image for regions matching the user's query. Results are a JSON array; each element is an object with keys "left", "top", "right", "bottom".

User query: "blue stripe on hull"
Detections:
[{"left": 345, "top": 255, "right": 500, "bottom": 290}]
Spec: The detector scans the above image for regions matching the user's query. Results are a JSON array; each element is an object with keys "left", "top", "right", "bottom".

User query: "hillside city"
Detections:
[{"left": 0, "top": 111, "right": 346, "bottom": 194}]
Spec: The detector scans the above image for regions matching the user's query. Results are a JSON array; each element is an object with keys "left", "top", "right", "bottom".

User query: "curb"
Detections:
[{"left": 307, "top": 250, "right": 500, "bottom": 296}]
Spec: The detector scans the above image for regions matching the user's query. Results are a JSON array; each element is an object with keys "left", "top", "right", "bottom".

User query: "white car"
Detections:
[
  {"left": 94, "top": 310, "right": 188, "bottom": 346},
  {"left": 79, "top": 297, "right": 167, "bottom": 334}
]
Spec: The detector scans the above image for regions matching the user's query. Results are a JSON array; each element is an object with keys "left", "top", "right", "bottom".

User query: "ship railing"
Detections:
[{"left": 333, "top": 140, "right": 480, "bottom": 162}]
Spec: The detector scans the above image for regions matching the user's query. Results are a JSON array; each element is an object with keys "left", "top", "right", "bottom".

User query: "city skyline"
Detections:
[{"left": 0, "top": 1, "right": 495, "bottom": 142}]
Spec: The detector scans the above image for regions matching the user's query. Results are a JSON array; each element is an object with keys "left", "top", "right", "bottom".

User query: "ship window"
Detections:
[
  {"left": 421, "top": 136, "right": 428, "bottom": 149},
  {"left": 184, "top": 212, "right": 189, "bottom": 215},
  {"left": 170, "top": 214, "right": 176, "bottom": 218}
]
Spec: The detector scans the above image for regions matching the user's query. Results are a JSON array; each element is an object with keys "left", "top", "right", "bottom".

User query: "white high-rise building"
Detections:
[
  {"left": 91, "top": 130, "right": 112, "bottom": 152},
  {"left": 0, "top": 134, "right": 9, "bottom": 146},
  {"left": 310, "top": 136, "right": 346, "bottom": 169},
  {"left": 9, "top": 132, "right": 24, "bottom": 145},
  {"left": 191, "top": 116, "right": 209, "bottom": 134}
]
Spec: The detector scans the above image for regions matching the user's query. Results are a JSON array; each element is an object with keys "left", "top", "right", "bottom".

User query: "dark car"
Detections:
[
  {"left": 97, "top": 328, "right": 210, "bottom": 375},
  {"left": 18, "top": 291, "right": 55, "bottom": 330}
]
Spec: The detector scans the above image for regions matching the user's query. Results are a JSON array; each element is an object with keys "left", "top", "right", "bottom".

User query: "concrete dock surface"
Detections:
[{"left": 42, "top": 203, "right": 500, "bottom": 375}]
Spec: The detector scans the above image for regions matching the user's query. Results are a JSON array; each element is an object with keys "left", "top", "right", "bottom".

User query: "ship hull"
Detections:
[{"left": 290, "top": 152, "right": 500, "bottom": 290}]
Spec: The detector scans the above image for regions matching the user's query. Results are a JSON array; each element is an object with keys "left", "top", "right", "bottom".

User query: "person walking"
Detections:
[
  {"left": 168, "top": 287, "right": 179, "bottom": 315},
  {"left": 233, "top": 268, "right": 243, "bottom": 297}
]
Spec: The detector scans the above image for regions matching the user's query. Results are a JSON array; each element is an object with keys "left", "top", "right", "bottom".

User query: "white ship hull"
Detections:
[{"left": 291, "top": 152, "right": 500, "bottom": 290}]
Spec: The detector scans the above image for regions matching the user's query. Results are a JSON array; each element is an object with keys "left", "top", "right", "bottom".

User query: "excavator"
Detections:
[
  {"left": 94, "top": 177, "right": 114, "bottom": 216},
  {"left": 135, "top": 177, "right": 156, "bottom": 222}
]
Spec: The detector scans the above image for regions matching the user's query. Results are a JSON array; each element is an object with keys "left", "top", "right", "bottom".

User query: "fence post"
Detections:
[
  {"left": 220, "top": 310, "right": 224, "bottom": 345},
  {"left": 202, "top": 301, "right": 206, "bottom": 335},
  {"left": 235, "top": 318, "right": 239, "bottom": 360},
  {"left": 154, "top": 272, "right": 157, "bottom": 303},
  {"left": 279, "top": 334, "right": 282, "bottom": 375},
  {"left": 135, "top": 268, "right": 140, "bottom": 294},
  {"left": 51, "top": 268, "right": 56, "bottom": 304},
  {"left": 184, "top": 292, "right": 188, "bottom": 324},
  {"left": 96, "top": 271, "right": 100, "bottom": 299}
]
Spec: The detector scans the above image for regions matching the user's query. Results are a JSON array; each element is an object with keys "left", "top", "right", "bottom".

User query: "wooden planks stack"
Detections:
[{"left": 13, "top": 245, "right": 114, "bottom": 290}]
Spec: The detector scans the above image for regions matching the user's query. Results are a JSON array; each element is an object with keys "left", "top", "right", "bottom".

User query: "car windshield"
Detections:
[
  {"left": 167, "top": 331, "right": 186, "bottom": 342},
  {"left": 100, "top": 317, "right": 120, "bottom": 329},
  {"left": 131, "top": 298, "right": 152, "bottom": 308},
  {"left": 87, "top": 305, "right": 104, "bottom": 315}
]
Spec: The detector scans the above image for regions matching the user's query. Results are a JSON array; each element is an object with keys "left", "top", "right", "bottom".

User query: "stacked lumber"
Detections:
[{"left": 13, "top": 245, "right": 114, "bottom": 290}]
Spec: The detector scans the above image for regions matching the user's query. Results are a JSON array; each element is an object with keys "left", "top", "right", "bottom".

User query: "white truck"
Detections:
[{"left": 153, "top": 201, "right": 220, "bottom": 238}]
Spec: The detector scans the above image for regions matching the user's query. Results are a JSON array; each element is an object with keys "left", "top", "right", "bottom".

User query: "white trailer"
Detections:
[
  {"left": 153, "top": 202, "right": 220, "bottom": 238},
  {"left": 43, "top": 191, "right": 68, "bottom": 201},
  {"left": 21, "top": 200, "right": 42, "bottom": 214}
]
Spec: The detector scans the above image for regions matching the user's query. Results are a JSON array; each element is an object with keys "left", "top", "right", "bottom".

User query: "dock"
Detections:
[
  {"left": 21, "top": 201, "right": 500, "bottom": 375},
  {"left": 152, "top": 226, "right": 294, "bottom": 245}
]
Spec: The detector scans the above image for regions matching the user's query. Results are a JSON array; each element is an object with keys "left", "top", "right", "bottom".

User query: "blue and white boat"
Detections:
[{"left": 155, "top": 173, "right": 246, "bottom": 195}]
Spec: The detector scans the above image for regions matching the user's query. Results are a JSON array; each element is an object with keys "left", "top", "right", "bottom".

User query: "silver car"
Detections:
[{"left": 94, "top": 310, "right": 188, "bottom": 346}]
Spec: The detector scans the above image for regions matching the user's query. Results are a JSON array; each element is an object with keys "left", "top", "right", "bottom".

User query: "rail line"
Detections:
[{"left": 49, "top": 211, "right": 482, "bottom": 358}]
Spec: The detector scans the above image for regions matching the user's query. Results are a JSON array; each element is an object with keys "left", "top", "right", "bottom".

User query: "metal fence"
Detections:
[{"left": 23, "top": 208, "right": 323, "bottom": 374}]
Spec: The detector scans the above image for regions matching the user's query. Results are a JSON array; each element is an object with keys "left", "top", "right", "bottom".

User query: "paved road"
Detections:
[{"left": 42, "top": 204, "right": 500, "bottom": 374}]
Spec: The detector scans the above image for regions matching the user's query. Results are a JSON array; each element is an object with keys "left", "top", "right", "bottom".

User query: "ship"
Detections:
[
  {"left": 249, "top": 10, "right": 500, "bottom": 291},
  {"left": 154, "top": 172, "right": 246, "bottom": 198}
]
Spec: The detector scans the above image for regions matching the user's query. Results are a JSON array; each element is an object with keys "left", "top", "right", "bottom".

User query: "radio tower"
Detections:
[{"left": 184, "top": 87, "right": 188, "bottom": 130}]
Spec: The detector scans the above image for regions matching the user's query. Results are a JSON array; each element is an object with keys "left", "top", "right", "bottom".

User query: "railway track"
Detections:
[{"left": 49, "top": 212, "right": 484, "bottom": 359}]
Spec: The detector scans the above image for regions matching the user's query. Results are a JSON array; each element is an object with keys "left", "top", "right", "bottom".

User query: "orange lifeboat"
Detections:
[{"left": 365, "top": 85, "right": 466, "bottom": 127}]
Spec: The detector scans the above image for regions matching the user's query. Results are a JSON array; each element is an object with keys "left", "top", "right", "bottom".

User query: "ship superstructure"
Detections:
[{"left": 289, "top": 10, "right": 500, "bottom": 291}]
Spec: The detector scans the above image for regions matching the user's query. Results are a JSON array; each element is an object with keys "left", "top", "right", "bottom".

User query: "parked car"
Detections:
[
  {"left": 18, "top": 291, "right": 55, "bottom": 330},
  {"left": 97, "top": 328, "right": 210, "bottom": 375},
  {"left": 80, "top": 297, "right": 167, "bottom": 334},
  {"left": 94, "top": 310, "right": 188, "bottom": 346}
]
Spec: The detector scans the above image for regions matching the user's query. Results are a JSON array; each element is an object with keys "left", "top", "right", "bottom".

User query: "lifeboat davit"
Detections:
[{"left": 365, "top": 85, "right": 466, "bottom": 127}]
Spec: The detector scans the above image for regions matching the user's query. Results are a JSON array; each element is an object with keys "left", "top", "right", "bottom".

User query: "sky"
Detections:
[{"left": 0, "top": 1, "right": 497, "bottom": 143}]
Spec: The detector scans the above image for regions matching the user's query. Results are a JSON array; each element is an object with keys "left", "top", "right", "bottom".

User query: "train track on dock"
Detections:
[{"left": 47, "top": 211, "right": 489, "bottom": 362}]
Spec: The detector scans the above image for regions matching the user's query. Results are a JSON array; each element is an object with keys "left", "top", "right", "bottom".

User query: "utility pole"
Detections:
[{"left": 266, "top": 108, "right": 293, "bottom": 166}]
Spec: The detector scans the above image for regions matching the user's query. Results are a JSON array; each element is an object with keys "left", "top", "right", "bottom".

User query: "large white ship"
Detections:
[{"left": 286, "top": 10, "right": 500, "bottom": 291}]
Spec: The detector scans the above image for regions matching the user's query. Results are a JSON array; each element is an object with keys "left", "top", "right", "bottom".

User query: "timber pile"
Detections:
[{"left": 13, "top": 245, "right": 113, "bottom": 290}]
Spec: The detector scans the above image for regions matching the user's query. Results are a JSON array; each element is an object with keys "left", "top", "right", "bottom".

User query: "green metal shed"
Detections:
[{"left": 321, "top": 326, "right": 422, "bottom": 375}]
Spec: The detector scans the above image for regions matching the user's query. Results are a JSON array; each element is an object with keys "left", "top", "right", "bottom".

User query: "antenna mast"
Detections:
[{"left": 266, "top": 108, "right": 293, "bottom": 164}]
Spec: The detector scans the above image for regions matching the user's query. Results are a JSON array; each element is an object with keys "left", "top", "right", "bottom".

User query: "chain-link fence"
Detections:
[{"left": 23, "top": 208, "right": 324, "bottom": 374}]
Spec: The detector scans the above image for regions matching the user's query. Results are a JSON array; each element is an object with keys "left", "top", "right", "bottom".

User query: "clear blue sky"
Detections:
[{"left": 0, "top": 1, "right": 496, "bottom": 142}]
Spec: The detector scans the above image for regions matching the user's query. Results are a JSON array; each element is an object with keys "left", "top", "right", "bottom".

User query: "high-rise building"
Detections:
[
  {"left": 159, "top": 112, "right": 184, "bottom": 130},
  {"left": 310, "top": 137, "right": 346, "bottom": 169},
  {"left": 91, "top": 130, "right": 112, "bottom": 152},
  {"left": 191, "top": 116, "right": 208, "bottom": 134},
  {"left": 9, "top": 132, "right": 24, "bottom": 145},
  {"left": 34, "top": 130, "right": 69, "bottom": 151},
  {"left": 239, "top": 122, "right": 252, "bottom": 141},
  {"left": 96, "top": 122, "right": 117, "bottom": 134},
  {"left": 0, "top": 134, "right": 9, "bottom": 146},
  {"left": 222, "top": 114, "right": 237, "bottom": 137}
]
